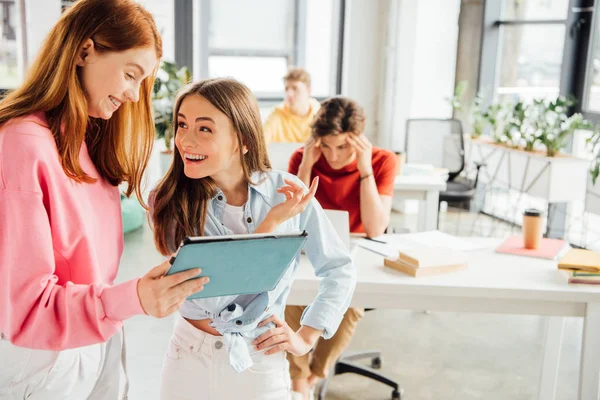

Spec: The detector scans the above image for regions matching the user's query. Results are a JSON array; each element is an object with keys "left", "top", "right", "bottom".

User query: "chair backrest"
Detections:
[
  {"left": 324, "top": 209, "right": 351, "bottom": 250},
  {"left": 405, "top": 118, "right": 465, "bottom": 181}
]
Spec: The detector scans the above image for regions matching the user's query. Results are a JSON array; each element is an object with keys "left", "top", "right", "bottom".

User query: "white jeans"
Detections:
[
  {"left": 0, "top": 331, "right": 126, "bottom": 400},
  {"left": 160, "top": 316, "right": 291, "bottom": 400}
]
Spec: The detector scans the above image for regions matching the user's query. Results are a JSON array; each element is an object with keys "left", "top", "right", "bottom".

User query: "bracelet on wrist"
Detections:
[{"left": 359, "top": 172, "right": 373, "bottom": 181}]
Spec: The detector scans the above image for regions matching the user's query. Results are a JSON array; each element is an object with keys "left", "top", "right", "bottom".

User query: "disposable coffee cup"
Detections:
[
  {"left": 523, "top": 208, "right": 543, "bottom": 249},
  {"left": 395, "top": 151, "right": 406, "bottom": 176}
]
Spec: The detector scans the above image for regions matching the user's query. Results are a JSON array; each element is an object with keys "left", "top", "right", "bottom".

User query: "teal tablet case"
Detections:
[{"left": 167, "top": 231, "right": 308, "bottom": 300}]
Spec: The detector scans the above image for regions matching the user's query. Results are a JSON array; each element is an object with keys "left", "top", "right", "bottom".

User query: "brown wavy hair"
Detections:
[
  {"left": 0, "top": 0, "right": 162, "bottom": 204},
  {"left": 311, "top": 96, "right": 366, "bottom": 138},
  {"left": 151, "top": 78, "right": 271, "bottom": 255}
]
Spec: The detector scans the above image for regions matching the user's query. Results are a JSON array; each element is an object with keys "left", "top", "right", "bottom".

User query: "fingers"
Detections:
[
  {"left": 258, "top": 314, "right": 284, "bottom": 328},
  {"left": 163, "top": 297, "right": 187, "bottom": 318},
  {"left": 346, "top": 135, "right": 364, "bottom": 152},
  {"left": 297, "top": 176, "right": 319, "bottom": 209},
  {"left": 147, "top": 259, "right": 173, "bottom": 278},
  {"left": 307, "top": 176, "right": 319, "bottom": 197},
  {"left": 277, "top": 187, "right": 301, "bottom": 202},
  {"left": 277, "top": 187, "right": 295, "bottom": 200},
  {"left": 345, "top": 135, "right": 361, "bottom": 152},
  {"left": 164, "top": 267, "right": 203, "bottom": 287},
  {"left": 357, "top": 134, "right": 372, "bottom": 147},
  {"left": 253, "top": 327, "right": 284, "bottom": 347},
  {"left": 283, "top": 179, "right": 304, "bottom": 192},
  {"left": 258, "top": 315, "right": 277, "bottom": 328},
  {"left": 255, "top": 333, "right": 287, "bottom": 350},
  {"left": 264, "top": 343, "right": 288, "bottom": 355},
  {"left": 282, "top": 179, "right": 306, "bottom": 199},
  {"left": 169, "top": 276, "right": 209, "bottom": 301}
]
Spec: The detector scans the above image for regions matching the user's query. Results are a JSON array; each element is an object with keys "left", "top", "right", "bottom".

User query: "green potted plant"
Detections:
[
  {"left": 531, "top": 97, "right": 590, "bottom": 157},
  {"left": 152, "top": 61, "right": 191, "bottom": 163},
  {"left": 504, "top": 101, "right": 531, "bottom": 149},
  {"left": 483, "top": 102, "right": 510, "bottom": 144}
]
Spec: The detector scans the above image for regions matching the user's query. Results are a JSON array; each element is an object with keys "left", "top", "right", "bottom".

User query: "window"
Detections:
[
  {"left": 304, "top": 0, "right": 338, "bottom": 97},
  {"left": 0, "top": 0, "right": 20, "bottom": 89},
  {"left": 502, "top": 0, "right": 569, "bottom": 20},
  {"left": 583, "top": 3, "right": 600, "bottom": 114},
  {"left": 488, "top": 0, "right": 570, "bottom": 104},
  {"left": 200, "top": 0, "right": 343, "bottom": 99},
  {"left": 207, "top": 0, "right": 294, "bottom": 97}
]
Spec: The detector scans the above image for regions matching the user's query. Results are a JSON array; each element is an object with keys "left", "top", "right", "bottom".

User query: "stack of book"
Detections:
[
  {"left": 384, "top": 246, "right": 468, "bottom": 277},
  {"left": 558, "top": 249, "right": 600, "bottom": 285}
]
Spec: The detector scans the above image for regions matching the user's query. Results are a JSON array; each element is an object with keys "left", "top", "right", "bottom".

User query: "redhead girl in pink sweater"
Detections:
[{"left": 0, "top": 1, "right": 206, "bottom": 399}]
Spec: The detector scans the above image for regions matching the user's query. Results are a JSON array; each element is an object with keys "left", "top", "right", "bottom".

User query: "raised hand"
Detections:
[{"left": 256, "top": 177, "right": 319, "bottom": 233}]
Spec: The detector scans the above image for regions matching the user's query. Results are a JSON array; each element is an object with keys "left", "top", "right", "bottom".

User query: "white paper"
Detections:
[{"left": 371, "top": 231, "right": 498, "bottom": 252}]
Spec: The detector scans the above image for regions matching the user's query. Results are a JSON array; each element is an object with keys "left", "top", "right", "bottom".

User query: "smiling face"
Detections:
[
  {"left": 76, "top": 40, "right": 158, "bottom": 119},
  {"left": 175, "top": 94, "right": 245, "bottom": 180},
  {"left": 319, "top": 133, "right": 356, "bottom": 170}
]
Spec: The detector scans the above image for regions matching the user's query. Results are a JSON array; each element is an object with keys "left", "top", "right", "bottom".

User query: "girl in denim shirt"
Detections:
[{"left": 150, "top": 78, "right": 356, "bottom": 400}]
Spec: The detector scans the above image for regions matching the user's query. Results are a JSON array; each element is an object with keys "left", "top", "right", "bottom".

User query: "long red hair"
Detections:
[{"left": 0, "top": 0, "right": 162, "bottom": 204}]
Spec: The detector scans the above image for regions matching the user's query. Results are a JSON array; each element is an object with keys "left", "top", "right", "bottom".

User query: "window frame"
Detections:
[
  {"left": 478, "top": 0, "right": 577, "bottom": 108},
  {"left": 175, "top": 0, "right": 345, "bottom": 103},
  {"left": 579, "top": 1, "right": 600, "bottom": 123}
]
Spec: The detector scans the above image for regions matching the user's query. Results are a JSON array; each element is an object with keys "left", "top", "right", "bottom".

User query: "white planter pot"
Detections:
[
  {"left": 468, "top": 139, "right": 589, "bottom": 203},
  {"left": 586, "top": 173, "right": 600, "bottom": 214}
]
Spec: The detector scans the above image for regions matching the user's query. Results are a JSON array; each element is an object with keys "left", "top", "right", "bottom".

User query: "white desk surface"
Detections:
[
  {"left": 289, "top": 233, "right": 600, "bottom": 400},
  {"left": 289, "top": 236, "right": 600, "bottom": 314},
  {"left": 394, "top": 175, "right": 447, "bottom": 191}
]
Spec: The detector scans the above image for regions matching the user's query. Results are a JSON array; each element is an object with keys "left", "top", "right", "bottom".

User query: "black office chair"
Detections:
[
  {"left": 405, "top": 118, "right": 485, "bottom": 231},
  {"left": 317, "top": 309, "right": 402, "bottom": 400}
]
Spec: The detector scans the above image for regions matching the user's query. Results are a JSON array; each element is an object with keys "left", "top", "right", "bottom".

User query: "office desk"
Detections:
[
  {"left": 394, "top": 175, "right": 447, "bottom": 232},
  {"left": 288, "top": 236, "right": 600, "bottom": 400}
]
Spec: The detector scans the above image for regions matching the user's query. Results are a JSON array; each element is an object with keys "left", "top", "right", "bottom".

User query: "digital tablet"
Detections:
[{"left": 166, "top": 231, "right": 308, "bottom": 300}]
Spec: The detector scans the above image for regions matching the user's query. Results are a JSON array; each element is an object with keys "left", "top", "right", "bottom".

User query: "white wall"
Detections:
[
  {"left": 377, "top": 0, "right": 461, "bottom": 152},
  {"left": 341, "top": 0, "right": 387, "bottom": 142},
  {"left": 23, "top": 0, "right": 61, "bottom": 68}
]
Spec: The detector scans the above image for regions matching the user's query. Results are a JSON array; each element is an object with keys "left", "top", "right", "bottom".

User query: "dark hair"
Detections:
[{"left": 311, "top": 96, "right": 366, "bottom": 138}]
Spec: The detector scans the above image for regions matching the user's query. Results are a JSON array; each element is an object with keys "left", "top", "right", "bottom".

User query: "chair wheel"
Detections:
[
  {"left": 392, "top": 390, "right": 401, "bottom": 399},
  {"left": 371, "top": 357, "right": 382, "bottom": 369}
]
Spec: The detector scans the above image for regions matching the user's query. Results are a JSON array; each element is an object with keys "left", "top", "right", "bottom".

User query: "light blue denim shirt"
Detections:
[{"left": 162, "top": 170, "right": 356, "bottom": 373}]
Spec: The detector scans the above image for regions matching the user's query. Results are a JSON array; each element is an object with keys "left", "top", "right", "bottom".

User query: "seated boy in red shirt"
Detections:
[{"left": 286, "top": 96, "right": 396, "bottom": 398}]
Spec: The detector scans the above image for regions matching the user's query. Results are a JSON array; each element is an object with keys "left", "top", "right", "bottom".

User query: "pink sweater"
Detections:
[{"left": 0, "top": 112, "right": 145, "bottom": 350}]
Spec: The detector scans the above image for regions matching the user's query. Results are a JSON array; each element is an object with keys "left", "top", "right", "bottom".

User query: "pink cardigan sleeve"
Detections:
[{"left": 0, "top": 189, "right": 144, "bottom": 350}]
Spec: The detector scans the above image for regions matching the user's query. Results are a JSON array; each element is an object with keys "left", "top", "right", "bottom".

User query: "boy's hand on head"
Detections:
[
  {"left": 257, "top": 177, "right": 319, "bottom": 232},
  {"left": 301, "top": 137, "right": 322, "bottom": 169},
  {"left": 347, "top": 134, "right": 373, "bottom": 175}
]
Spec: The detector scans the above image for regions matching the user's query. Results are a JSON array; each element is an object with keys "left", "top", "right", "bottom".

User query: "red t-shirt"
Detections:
[{"left": 288, "top": 147, "right": 397, "bottom": 233}]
